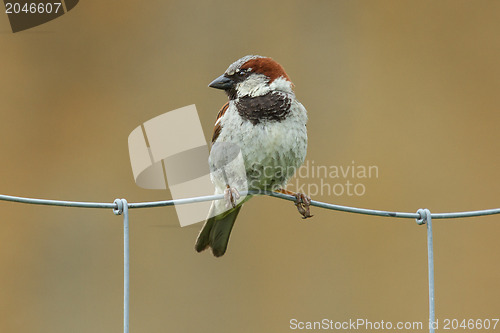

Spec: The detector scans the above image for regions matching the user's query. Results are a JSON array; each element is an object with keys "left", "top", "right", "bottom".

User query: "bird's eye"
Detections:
[{"left": 237, "top": 69, "right": 246, "bottom": 76}]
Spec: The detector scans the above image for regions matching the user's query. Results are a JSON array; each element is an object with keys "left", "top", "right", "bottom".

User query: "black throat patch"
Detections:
[{"left": 236, "top": 92, "right": 292, "bottom": 125}]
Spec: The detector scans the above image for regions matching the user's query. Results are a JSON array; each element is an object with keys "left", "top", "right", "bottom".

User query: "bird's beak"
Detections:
[{"left": 208, "top": 74, "right": 234, "bottom": 90}]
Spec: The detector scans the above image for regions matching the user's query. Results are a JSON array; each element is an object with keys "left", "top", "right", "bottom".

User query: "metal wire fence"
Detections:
[{"left": 1, "top": 191, "right": 500, "bottom": 333}]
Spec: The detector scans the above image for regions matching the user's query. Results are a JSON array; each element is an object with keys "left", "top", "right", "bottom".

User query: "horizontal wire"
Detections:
[
  {"left": 1, "top": 192, "right": 499, "bottom": 220},
  {"left": 0, "top": 194, "right": 116, "bottom": 208}
]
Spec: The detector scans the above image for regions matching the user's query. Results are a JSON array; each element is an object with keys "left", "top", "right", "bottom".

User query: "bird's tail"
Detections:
[{"left": 195, "top": 204, "right": 242, "bottom": 257}]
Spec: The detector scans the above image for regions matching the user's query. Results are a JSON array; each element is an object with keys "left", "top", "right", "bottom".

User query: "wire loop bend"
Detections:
[
  {"left": 113, "top": 198, "right": 128, "bottom": 215},
  {"left": 416, "top": 208, "right": 431, "bottom": 225}
]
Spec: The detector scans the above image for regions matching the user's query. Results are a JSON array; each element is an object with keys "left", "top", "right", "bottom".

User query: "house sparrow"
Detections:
[{"left": 195, "top": 55, "right": 311, "bottom": 257}]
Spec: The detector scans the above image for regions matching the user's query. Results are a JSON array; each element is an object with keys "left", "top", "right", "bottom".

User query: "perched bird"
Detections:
[{"left": 195, "top": 55, "right": 311, "bottom": 257}]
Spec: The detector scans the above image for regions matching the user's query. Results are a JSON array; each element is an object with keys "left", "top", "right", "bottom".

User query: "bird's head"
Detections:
[{"left": 208, "top": 55, "right": 294, "bottom": 99}]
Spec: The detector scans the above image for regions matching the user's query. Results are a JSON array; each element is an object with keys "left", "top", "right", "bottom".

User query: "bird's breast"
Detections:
[{"left": 215, "top": 97, "right": 308, "bottom": 190}]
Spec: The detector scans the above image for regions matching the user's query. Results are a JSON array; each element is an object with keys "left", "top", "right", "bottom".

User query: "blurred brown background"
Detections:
[{"left": 1, "top": 1, "right": 499, "bottom": 332}]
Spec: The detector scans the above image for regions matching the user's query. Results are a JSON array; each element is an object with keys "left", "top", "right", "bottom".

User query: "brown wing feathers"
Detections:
[{"left": 211, "top": 102, "right": 229, "bottom": 144}]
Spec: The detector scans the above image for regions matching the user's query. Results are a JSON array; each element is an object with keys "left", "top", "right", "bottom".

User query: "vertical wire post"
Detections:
[
  {"left": 417, "top": 208, "right": 435, "bottom": 333},
  {"left": 114, "top": 199, "right": 129, "bottom": 333},
  {"left": 426, "top": 211, "right": 435, "bottom": 333}
]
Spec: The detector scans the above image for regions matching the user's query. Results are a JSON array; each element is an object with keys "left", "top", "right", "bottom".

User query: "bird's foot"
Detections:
[
  {"left": 224, "top": 185, "right": 240, "bottom": 208},
  {"left": 274, "top": 188, "right": 313, "bottom": 219},
  {"left": 294, "top": 192, "right": 313, "bottom": 219}
]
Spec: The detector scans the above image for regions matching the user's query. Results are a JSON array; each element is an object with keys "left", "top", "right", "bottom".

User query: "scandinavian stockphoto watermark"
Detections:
[
  {"left": 290, "top": 318, "right": 424, "bottom": 331},
  {"left": 128, "top": 105, "right": 248, "bottom": 227},
  {"left": 243, "top": 160, "right": 379, "bottom": 196},
  {"left": 128, "top": 105, "right": 378, "bottom": 226},
  {"left": 287, "top": 160, "right": 378, "bottom": 197},
  {"left": 289, "top": 318, "right": 499, "bottom": 331}
]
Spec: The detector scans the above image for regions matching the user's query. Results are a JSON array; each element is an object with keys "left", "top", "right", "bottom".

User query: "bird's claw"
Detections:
[
  {"left": 224, "top": 185, "right": 240, "bottom": 208},
  {"left": 294, "top": 193, "right": 313, "bottom": 219}
]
